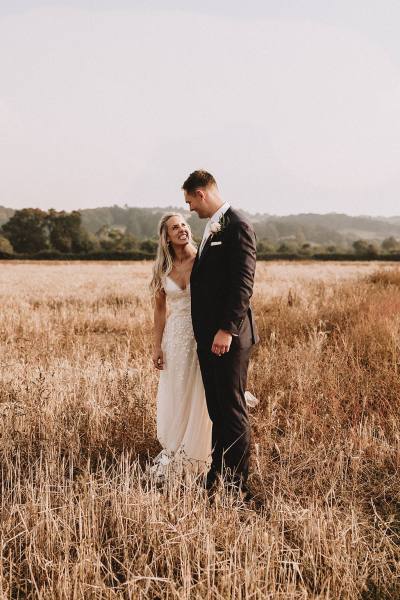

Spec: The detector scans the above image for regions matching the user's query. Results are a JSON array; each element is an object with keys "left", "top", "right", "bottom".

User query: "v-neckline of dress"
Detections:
[{"left": 167, "top": 275, "right": 189, "bottom": 292}]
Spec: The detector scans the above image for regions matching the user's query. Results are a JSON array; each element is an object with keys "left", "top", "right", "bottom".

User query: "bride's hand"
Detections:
[{"left": 152, "top": 348, "right": 164, "bottom": 370}]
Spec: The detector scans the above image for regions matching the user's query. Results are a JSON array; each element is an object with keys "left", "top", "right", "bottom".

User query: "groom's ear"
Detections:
[{"left": 195, "top": 188, "right": 206, "bottom": 202}]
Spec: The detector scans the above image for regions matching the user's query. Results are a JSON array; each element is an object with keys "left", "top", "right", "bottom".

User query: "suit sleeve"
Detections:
[{"left": 219, "top": 220, "right": 257, "bottom": 336}]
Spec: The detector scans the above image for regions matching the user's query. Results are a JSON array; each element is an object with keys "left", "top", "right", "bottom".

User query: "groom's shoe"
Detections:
[
  {"left": 225, "top": 480, "right": 262, "bottom": 507},
  {"left": 203, "top": 471, "right": 223, "bottom": 504},
  {"left": 203, "top": 470, "right": 218, "bottom": 491},
  {"left": 237, "top": 484, "right": 254, "bottom": 503}
]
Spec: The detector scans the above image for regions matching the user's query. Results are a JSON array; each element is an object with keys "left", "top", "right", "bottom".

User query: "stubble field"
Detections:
[{"left": 1, "top": 260, "right": 400, "bottom": 599}]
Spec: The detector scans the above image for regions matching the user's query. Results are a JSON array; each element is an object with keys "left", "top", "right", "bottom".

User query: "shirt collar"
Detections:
[{"left": 210, "top": 201, "right": 230, "bottom": 223}]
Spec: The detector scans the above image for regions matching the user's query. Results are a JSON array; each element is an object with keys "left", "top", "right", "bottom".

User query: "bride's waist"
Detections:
[{"left": 166, "top": 310, "right": 192, "bottom": 320}]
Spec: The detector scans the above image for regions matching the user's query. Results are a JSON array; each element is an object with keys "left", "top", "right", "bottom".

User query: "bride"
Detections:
[{"left": 150, "top": 213, "right": 212, "bottom": 478}]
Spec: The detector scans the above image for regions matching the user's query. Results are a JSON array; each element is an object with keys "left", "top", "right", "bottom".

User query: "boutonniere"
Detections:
[{"left": 209, "top": 214, "right": 228, "bottom": 237}]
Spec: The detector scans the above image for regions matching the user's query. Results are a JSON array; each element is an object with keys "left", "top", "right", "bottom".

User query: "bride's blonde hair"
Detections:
[{"left": 150, "top": 213, "right": 193, "bottom": 295}]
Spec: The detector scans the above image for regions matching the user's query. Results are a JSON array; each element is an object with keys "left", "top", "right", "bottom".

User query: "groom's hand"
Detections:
[{"left": 211, "top": 329, "right": 233, "bottom": 355}]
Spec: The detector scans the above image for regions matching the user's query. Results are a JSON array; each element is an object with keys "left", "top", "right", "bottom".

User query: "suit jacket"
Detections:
[{"left": 190, "top": 207, "right": 259, "bottom": 349}]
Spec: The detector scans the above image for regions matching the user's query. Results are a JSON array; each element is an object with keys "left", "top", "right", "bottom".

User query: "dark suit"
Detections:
[{"left": 190, "top": 207, "right": 258, "bottom": 487}]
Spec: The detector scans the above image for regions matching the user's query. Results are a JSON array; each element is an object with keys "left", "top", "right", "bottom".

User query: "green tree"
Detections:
[
  {"left": 381, "top": 236, "right": 400, "bottom": 253},
  {"left": 257, "top": 240, "right": 276, "bottom": 254},
  {"left": 80, "top": 231, "right": 100, "bottom": 253},
  {"left": 326, "top": 245, "right": 337, "bottom": 253},
  {"left": 353, "top": 239, "right": 379, "bottom": 257},
  {"left": 2, "top": 208, "right": 49, "bottom": 253},
  {"left": 367, "top": 242, "right": 380, "bottom": 257},
  {"left": 96, "top": 226, "right": 138, "bottom": 252},
  {"left": 0, "top": 235, "right": 13, "bottom": 254},
  {"left": 48, "top": 209, "right": 94, "bottom": 253},
  {"left": 299, "top": 242, "right": 312, "bottom": 255},
  {"left": 277, "top": 240, "right": 299, "bottom": 254},
  {"left": 139, "top": 239, "right": 158, "bottom": 255}
]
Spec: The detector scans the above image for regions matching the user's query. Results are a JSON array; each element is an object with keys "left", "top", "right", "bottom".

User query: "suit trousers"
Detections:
[{"left": 197, "top": 343, "right": 252, "bottom": 486}]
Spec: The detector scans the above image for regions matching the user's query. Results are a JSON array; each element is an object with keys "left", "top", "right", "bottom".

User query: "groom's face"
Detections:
[{"left": 184, "top": 189, "right": 208, "bottom": 218}]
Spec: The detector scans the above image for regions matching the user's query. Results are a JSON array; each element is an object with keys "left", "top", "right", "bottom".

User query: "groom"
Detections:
[{"left": 183, "top": 170, "right": 259, "bottom": 496}]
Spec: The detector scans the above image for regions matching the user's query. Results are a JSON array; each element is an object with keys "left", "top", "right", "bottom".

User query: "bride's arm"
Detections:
[{"left": 152, "top": 289, "right": 166, "bottom": 369}]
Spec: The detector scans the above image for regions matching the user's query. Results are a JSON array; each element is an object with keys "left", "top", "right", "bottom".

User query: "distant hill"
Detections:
[
  {"left": 2, "top": 205, "right": 400, "bottom": 246},
  {"left": 77, "top": 208, "right": 400, "bottom": 247},
  {"left": 252, "top": 213, "right": 400, "bottom": 247}
]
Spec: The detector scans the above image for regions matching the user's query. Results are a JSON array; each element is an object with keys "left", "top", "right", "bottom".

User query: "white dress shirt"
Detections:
[{"left": 198, "top": 201, "right": 231, "bottom": 256}]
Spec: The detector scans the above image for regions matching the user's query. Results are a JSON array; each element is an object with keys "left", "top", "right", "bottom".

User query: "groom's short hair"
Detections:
[{"left": 182, "top": 170, "right": 217, "bottom": 194}]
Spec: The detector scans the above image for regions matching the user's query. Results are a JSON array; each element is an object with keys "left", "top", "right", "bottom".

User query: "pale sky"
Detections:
[{"left": 1, "top": 1, "right": 400, "bottom": 215}]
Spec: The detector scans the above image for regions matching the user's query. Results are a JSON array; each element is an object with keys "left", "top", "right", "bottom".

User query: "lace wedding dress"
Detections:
[{"left": 151, "top": 276, "right": 212, "bottom": 478}]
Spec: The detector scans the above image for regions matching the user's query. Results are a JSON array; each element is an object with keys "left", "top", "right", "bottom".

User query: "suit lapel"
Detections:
[
  {"left": 191, "top": 247, "right": 199, "bottom": 276},
  {"left": 192, "top": 208, "right": 232, "bottom": 276},
  {"left": 200, "top": 234, "right": 213, "bottom": 258},
  {"left": 195, "top": 234, "right": 212, "bottom": 270}
]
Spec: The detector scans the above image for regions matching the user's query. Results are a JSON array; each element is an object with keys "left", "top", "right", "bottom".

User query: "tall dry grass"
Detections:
[{"left": 0, "top": 261, "right": 400, "bottom": 599}]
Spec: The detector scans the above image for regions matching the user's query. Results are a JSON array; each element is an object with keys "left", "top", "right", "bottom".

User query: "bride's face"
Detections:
[{"left": 166, "top": 216, "right": 190, "bottom": 248}]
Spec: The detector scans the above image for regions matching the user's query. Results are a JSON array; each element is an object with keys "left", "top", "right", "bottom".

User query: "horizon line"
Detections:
[{"left": 1, "top": 204, "right": 400, "bottom": 221}]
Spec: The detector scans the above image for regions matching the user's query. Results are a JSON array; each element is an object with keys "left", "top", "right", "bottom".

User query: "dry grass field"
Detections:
[{"left": 1, "top": 260, "right": 400, "bottom": 599}]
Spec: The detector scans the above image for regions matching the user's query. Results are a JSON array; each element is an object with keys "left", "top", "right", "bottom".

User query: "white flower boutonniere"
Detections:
[
  {"left": 210, "top": 214, "right": 228, "bottom": 237},
  {"left": 209, "top": 221, "right": 221, "bottom": 235}
]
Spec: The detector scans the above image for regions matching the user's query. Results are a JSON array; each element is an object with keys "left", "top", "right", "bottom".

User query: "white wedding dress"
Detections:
[{"left": 151, "top": 276, "right": 212, "bottom": 478}]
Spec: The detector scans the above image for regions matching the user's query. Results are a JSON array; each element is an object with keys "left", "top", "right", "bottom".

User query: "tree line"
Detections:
[
  {"left": 0, "top": 208, "right": 156, "bottom": 257},
  {"left": 1, "top": 207, "right": 400, "bottom": 260}
]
